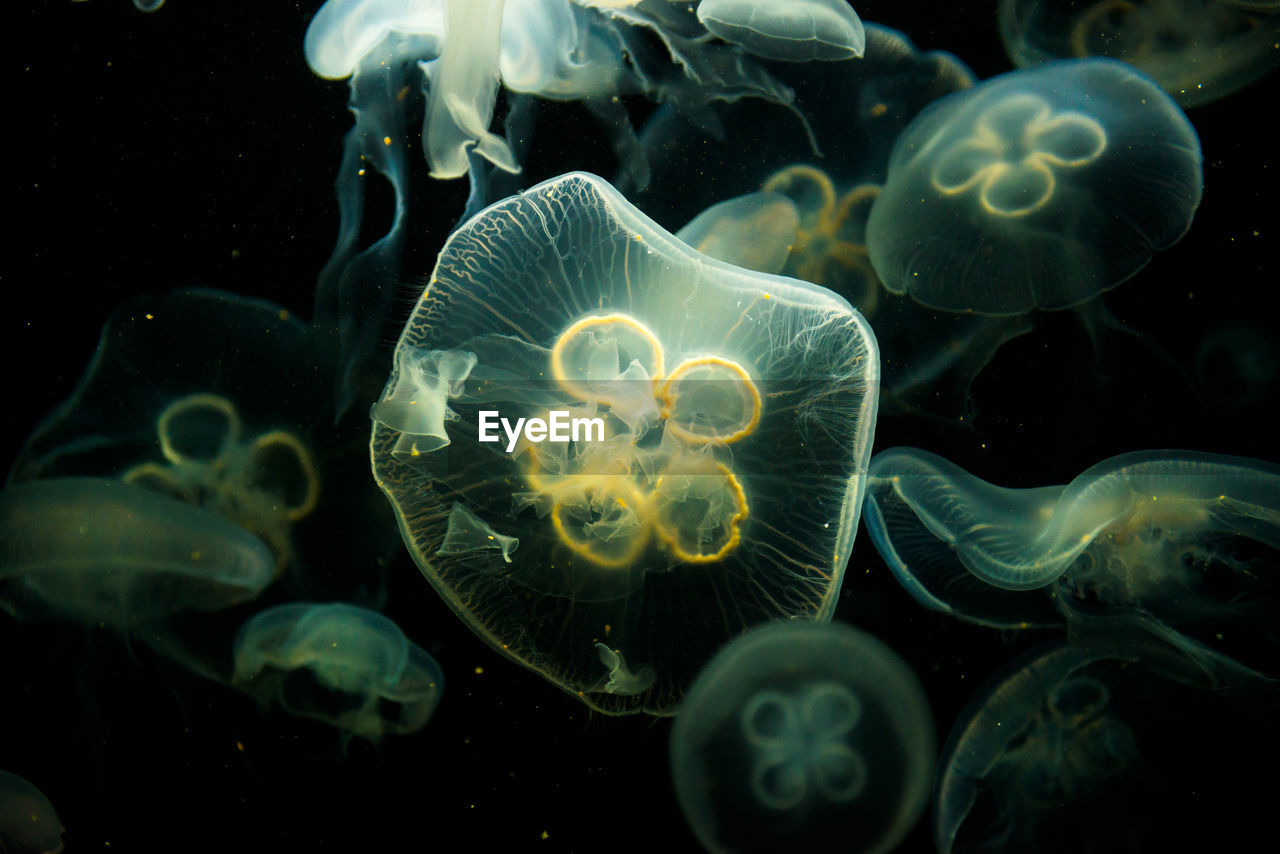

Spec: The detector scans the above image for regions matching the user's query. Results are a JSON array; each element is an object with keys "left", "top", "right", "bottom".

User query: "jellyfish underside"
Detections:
[
  {"left": 370, "top": 171, "right": 878, "bottom": 714},
  {"left": 670, "top": 622, "right": 934, "bottom": 853},
  {"left": 0, "top": 478, "right": 275, "bottom": 628},
  {"left": 0, "top": 771, "right": 64, "bottom": 854},
  {"left": 862, "top": 448, "right": 1280, "bottom": 651},
  {"left": 696, "top": 0, "right": 867, "bottom": 61},
  {"left": 232, "top": 602, "right": 443, "bottom": 741}
]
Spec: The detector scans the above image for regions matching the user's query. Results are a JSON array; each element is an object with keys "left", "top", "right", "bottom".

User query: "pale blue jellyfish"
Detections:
[
  {"left": 0, "top": 771, "right": 64, "bottom": 854},
  {"left": 866, "top": 59, "right": 1203, "bottom": 315},
  {"left": 370, "top": 171, "right": 879, "bottom": 715},
  {"left": 0, "top": 478, "right": 275, "bottom": 628},
  {"left": 670, "top": 621, "right": 934, "bottom": 853},
  {"left": 232, "top": 602, "right": 443, "bottom": 741},
  {"left": 999, "top": 0, "right": 1280, "bottom": 107},
  {"left": 696, "top": 0, "right": 866, "bottom": 61},
  {"left": 304, "top": 0, "right": 801, "bottom": 416},
  {"left": 936, "top": 626, "right": 1276, "bottom": 852},
  {"left": 863, "top": 447, "right": 1280, "bottom": 665}
]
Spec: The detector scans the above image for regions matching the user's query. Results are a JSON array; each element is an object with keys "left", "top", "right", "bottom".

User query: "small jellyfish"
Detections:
[
  {"left": 863, "top": 447, "right": 1280, "bottom": 667},
  {"left": 696, "top": 0, "right": 866, "bottom": 61},
  {"left": 1195, "top": 320, "right": 1278, "bottom": 410},
  {"left": 866, "top": 59, "right": 1203, "bottom": 315},
  {"left": 0, "top": 771, "right": 64, "bottom": 854},
  {"left": 232, "top": 602, "right": 443, "bottom": 741},
  {"left": 670, "top": 621, "right": 935, "bottom": 853},
  {"left": 371, "top": 172, "right": 879, "bottom": 715},
  {"left": 998, "top": 0, "right": 1280, "bottom": 107},
  {"left": 0, "top": 478, "right": 275, "bottom": 628},
  {"left": 936, "top": 627, "right": 1279, "bottom": 852}
]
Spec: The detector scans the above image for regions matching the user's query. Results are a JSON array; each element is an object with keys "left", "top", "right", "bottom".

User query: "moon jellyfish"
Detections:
[
  {"left": 670, "top": 621, "right": 934, "bottom": 853},
  {"left": 998, "top": 0, "right": 1280, "bottom": 107},
  {"left": 866, "top": 59, "right": 1203, "bottom": 315},
  {"left": 0, "top": 771, "right": 64, "bottom": 854},
  {"left": 7, "top": 290, "right": 325, "bottom": 578},
  {"left": 1195, "top": 320, "right": 1279, "bottom": 410},
  {"left": 863, "top": 447, "right": 1280, "bottom": 668},
  {"left": 370, "top": 172, "right": 879, "bottom": 715},
  {"left": 937, "top": 628, "right": 1279, "bottom": 853},
  {"left": 304, "top": 0, "right": 801, "bottom": 416},
  {"left": 696, "top": 0, "right": 866, "bottom": 61},
  {"left": 232, "top": 602, "right": 443, "bottom": 741},
  {"left": 0, "top": 478, "right": 275, "bottom": 627}
]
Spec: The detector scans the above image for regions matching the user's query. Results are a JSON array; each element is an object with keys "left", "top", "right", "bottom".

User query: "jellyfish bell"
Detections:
[
  {"left": 670, "top": 621, "right": 935, "bottom": 853},
  {"left": 998, "top": 0, "right": 1280, "bottom": 108},
  {"left": 0, "top": 478, "right": 275, "bottom": 629},
  {"left": 936, "top": 627, "right": 1278, "bottom": 852},
  {"left": 232, "top": 602, "right": 443, "bottom": 742},
  {"left": 371, "top": 171, "right": 879, "bottom": 715},
  {"left": 0, "top": 771, "right": 64, "bottom": 854},
  {"left": 696, "top": 0, "right": 867, "bottom": 61},
  {"left": 866, "top": 58, "right": 1203, "bottom": 316}
]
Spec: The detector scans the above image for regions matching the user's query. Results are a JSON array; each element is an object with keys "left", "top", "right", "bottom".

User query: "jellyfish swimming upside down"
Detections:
[{"left": 370, "top": 172, "right": 880, "bottom": 715}]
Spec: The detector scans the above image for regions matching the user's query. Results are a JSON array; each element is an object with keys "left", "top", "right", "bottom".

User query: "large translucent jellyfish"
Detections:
[
  {"left": 998, "top": 0, "right": 1280, "bottom": 107},
  {"left": 304, "top": 0, "right": 801, "bottom": 416},
  {"left": 623, "top": 25, "right": 1030, "bottom": 418},
  {"left": 370, "top": 172, "right": 879, "bottom": 715},
  {"left": 862, "top": 447, "right": 1280, "bottom": 666},
  {"left": 696, "top": 0, "right": 866, "bottom": 61},
  {"left": 866, "top": 59, "right": 1203, "bottom": 316},
  {"left": 0, "top": 478, "right": 275, "bottom": 628},
  {"left": 670, "top": 621, "right": 934, "bottom": 853},
  {"left": 6, "top": 290, "right": 334, "bottom": 580},
  {"left": 0, "top": 771, "right": 64, "bottom": 854},
  {"left": 232, "top": 602, "right": 443, "bottom": 741},
  {"left": 936, "top": 627, "right": 1278, "bottom": 852}
]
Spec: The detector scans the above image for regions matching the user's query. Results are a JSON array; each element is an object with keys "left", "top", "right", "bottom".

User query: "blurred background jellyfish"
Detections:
[
  {"left": 866, "top": 59, "right": 1203, "bottom": 316},
  {"left": 1195, "top": 320, "right": 1279, "bottom": 410},
  {"left": 0, "top": 478, "right": 275, "bottom": 629},
  {"left": 862, "top": 446, "right": 1280, "bottom": 671},
  {"left": 232, "top": 602, "right": 443, "bottom": 742},
  {"left": 936, "top": 628, "right": 1280, "bottom": 853},
  {"left": 998, "top": 0, "right": 1280, "bottom": 107},
  {"left": 304, "top": 0, "right": 805, "bottom": 417},
  {"left": 370, "top": 171, "right": 879, "bottom": 715},
  {"left": 669, "top": 621, "right": 934, "bottom": 853},
  {"left": 0, "top": 771, "right": 64, "bottom": 854},
  {"left": 7, "top": 290, "right": 327, "bottom": 579}
]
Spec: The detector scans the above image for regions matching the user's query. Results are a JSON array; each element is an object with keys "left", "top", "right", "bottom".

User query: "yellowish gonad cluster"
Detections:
[
  {"left": 761, "top": 165, "right": 881, "bottom": 293},
  {"left": 525, "top": 312, "right": 761, "bottom": 567},
  {"left": 928, "top": 93, "right": 1106, "bottom": 217},
  {"left": 121, "top": 393, "right": 321, "bottom": 573}
]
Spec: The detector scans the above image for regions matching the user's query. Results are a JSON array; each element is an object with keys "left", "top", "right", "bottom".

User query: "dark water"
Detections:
[{"left": 4, "top": 1, "right": 1277, "bottom": 851}]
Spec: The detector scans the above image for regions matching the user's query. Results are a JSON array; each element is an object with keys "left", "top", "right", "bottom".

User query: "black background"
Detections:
[{"left": 4, "top": 1, "right": 1277, "bottom": 851}]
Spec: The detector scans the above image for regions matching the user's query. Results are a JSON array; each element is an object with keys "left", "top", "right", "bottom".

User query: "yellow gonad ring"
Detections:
[
  {"left": 549, "top": 312, "right": 666, "bottom": 405},
  {"left": 651, "top": 462, "right": 749, "bottom": 564},
  {"left": 156, "top": 392, "right": 242, "bottom": 466},
  {"left": 246, "top": 430, "right": 323, "bottom": 522},
  {"left": 660, "top": 356, "right": 762, "bottom": 446},
  {"left": 550, "top": 477, "right": 652, "bottom": 568}
]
